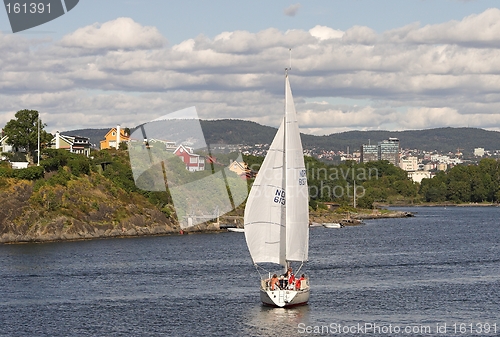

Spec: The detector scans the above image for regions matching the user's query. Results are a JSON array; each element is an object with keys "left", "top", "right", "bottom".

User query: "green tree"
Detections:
[
  {"left": 420, "top": 172, "right": 447, "bottom": 202},
  {"left": 4, "top": 109, "right": 52, "bottom": 162}
]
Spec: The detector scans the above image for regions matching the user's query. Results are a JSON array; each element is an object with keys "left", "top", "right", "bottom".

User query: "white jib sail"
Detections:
[{"left": 244, "top": 119, "right": 286, "bottom": 265}]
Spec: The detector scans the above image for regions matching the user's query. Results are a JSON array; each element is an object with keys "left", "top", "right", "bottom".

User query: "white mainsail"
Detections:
[
  {"left": 244, "top": 73, "right": 309, "bottom": 267},
  {"left": 284, "top": 75, "right": 309, "bottom": 262}
]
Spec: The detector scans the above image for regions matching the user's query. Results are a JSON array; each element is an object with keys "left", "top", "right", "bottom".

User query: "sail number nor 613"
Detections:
[{"left": 274, "top": 189, "right": 285, "bottom": 205}]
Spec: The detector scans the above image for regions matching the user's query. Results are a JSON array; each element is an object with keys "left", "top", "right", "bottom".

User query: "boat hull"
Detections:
[
  {"left": 323, "top": 223, "right": 342, "bottom": 228},
  {"left": 227, "top": 228, "right": 245, "bottom": 233},
  {"left": 260, "top": 288, "right": 310, "bottom": 307}
]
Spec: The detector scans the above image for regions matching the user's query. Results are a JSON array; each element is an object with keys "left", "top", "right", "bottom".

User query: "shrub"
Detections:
[{"left": 13, "top": 166, "right": 44, "bottom": 180}]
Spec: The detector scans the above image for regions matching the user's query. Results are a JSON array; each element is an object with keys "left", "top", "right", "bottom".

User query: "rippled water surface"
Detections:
[{"left": 1, "top": 207, "right": 499, "bottom": 336}]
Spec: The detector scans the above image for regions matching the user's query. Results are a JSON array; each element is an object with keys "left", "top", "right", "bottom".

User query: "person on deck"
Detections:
[
  {"left": 282, "top": 267, "right": 293, "bottom": 288},
  {"left": 270, "top": 274, "right": 280, "bottom": 290},
  {"left": 288, "top": 271, "right": 296, "bottom": 289},
  {"left": 295, "top": 274, "right": 306, "bottom": 290}
]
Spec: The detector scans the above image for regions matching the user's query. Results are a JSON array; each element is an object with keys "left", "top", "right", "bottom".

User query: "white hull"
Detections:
[
  {"left": 227, "top": 228, "right": 245, "bottom": 233},
  {"left": 259, "top": 277, "right": 310, "bottom": 307},
  {"left": 260, "top": 288, "right": 310, "bottom": 307},
  {"left": 323, "top": 223, "right": 342, "bottom": 228}
]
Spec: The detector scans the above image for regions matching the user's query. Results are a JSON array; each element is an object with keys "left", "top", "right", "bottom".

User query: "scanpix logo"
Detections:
[
  {"left": 128, "top": 107, "right": 249, "bottom": 229},
  {"left": 4, "top": 0, "right": 79, "bottom": 33}
]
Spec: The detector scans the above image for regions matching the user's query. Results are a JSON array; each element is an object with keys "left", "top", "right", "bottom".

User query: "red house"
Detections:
[{"left": 173, "top": 144, "right": 205, "bottom": 172}]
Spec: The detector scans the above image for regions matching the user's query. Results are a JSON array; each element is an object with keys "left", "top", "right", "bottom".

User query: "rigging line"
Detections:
[
  {"left": 295, "top": 261, "right": 305, "bottom": 275},
  {"left": 254, "top": 264, "right": 273, "bottom": 275}
]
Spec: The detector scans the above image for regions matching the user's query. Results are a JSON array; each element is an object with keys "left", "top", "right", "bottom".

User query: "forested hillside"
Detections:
[{"left": 67, "top": 121, "right": 500, "bottom": 154}]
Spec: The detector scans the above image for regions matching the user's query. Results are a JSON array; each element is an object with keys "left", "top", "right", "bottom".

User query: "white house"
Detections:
[
  {"left": 11, "top": 162, "right": 29, "bottom": 169},
  {"left": 50, "top": 131, "right": 91, "bottom": 157},
  {"left": 408, "top": 171, "right": 433, "bottom": 183},
  {"left": 0, "top": 134, "right": 13, "bottom": 154}
]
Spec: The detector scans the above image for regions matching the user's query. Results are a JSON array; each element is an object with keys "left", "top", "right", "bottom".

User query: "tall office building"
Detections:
[
  {"left": 360, "top": 138, "right": 400, "bottom": 166},
  {"left": 378, "top": 138, "right": 400, "bottom": 166},
  {"left": 360, "top": 144, "right": 378, "bottom": 163}
]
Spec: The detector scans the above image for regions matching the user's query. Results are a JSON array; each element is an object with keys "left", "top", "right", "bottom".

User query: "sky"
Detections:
[{"left": 2, "top": 0, "right": 500, "bottom": 135}]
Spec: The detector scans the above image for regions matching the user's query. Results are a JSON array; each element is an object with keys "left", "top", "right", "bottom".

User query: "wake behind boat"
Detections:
[{"left": 244, "top": 70, "right": 310, "bottom": 307}]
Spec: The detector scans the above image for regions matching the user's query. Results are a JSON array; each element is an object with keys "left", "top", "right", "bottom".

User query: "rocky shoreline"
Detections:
[
  {"left": 0, "top": 211, "right": 409, "bottom": 244},
  {"left": 1, "top": 209, "right": 414, "bottom": 244}
]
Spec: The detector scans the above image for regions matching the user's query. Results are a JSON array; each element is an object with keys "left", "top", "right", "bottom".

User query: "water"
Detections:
[{"left": 1, "top": 207, "right": 499, "bottom": 336}]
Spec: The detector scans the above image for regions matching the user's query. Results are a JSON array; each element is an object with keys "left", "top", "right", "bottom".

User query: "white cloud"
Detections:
[
  {"left": 342, "top": 26, "right": 378, "bottom": 45},
  {"left": 309, "top": 25, "right": 344, "bottom": 41},
  {"left": 386, "top": 8, "right": 500, "bottom": 47},
  {"left": 59, "top": 17, "right": 166, "bottom": 50},
  {"left": 2, "top": 10, "right": 500, "bottom": 135}
]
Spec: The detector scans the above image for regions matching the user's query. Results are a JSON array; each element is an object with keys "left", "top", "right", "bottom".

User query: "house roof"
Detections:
[
  {"left": 51, "top": 133, "right": 90, "bottom": 146},
  {"left": 174, "top": 144, "right": 198, "bottom": 156},
  {"left": 103, "top": 127, "right": 130, "bottom": 141},
  {"left": 230, "top": 161, "right": 247, "bottom": 171}
]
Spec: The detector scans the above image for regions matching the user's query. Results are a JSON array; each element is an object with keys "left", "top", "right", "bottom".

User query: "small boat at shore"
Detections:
[
  {"left": 323, "top": 223, "right": 343, "bottom": 229},
  {"left": 227, "top": 227, "right": 245, "bottom": 233}
]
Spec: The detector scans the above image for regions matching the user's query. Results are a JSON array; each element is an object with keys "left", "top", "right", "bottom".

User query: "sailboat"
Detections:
[{"left": 244, "top": 70, "right": 310, "bottom": 307}]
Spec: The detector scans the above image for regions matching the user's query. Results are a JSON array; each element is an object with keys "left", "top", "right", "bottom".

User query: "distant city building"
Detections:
[
  {"left": 437, "top": 163, "right": 448, "bottom": 171},
  {"left": 400, "top": 156, "right": 418, "bottom": 171},
  {"left": 360, "top": 144, "right": 378, "bottom": 163},
  {"left": 360, "top": 138, "right": 400, "bottom": 166},
  {"left": 408, "top": 171, "right": 432, "bottom": 183},
  {"left": 379, "top": 138, "right": 400, "bottom": 166},
  {"left": 429, "top": 154, "right": 462, "bottom": 165},
  {"left": 474, "top": 147, "right": 485, "bottom": 157}
]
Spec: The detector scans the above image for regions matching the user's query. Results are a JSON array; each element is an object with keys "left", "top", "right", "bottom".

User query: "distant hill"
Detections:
[
  {"left": 202, "top": 121, "right": 500, "bottom": 154},
  {"left": 301, "top": 127, "right": 500, "bottom": 154},
  {"left": 64, "top": 120, "right": 500, "bottom": 154}
]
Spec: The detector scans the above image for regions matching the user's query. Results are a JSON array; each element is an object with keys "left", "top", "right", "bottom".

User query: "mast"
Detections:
[
  {"left": 282, "top": 47, "right": 292, "bottom": 270},
  {"left": 280, "top": 68, "right": 289, "bottom": 269}
]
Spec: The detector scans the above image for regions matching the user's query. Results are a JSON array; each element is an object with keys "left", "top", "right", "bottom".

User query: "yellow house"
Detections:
[
  {"left": 228, "top": 161, "right": 248, "bottom": 176},
  {"left": 100, "top": 126, "right": 130, "bottom": 150}
]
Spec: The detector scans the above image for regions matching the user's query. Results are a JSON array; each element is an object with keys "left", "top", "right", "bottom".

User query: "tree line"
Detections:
[
  {"left": 420, "top": 158, "right": 500, "bottom": 203},
  {"left": 3, "top": 109, "right": 500, "bottom": 210}
]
